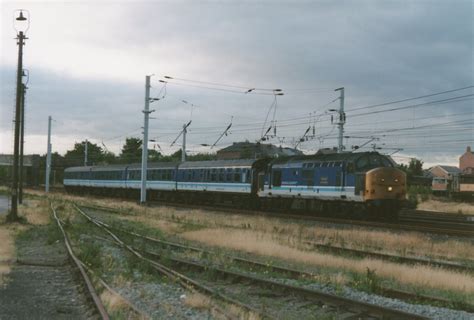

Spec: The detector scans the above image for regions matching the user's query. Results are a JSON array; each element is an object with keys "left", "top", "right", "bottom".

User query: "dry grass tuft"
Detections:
[
  {"left": 106, "top": 202, "right": 473, "bottom": 261},
  {"left": 100, "top": 290, "right": 130, "bottom": 311},
  {"left": 75, "top": 194, "right": 474, "bottom": 261},
  {"left": 418, "top": 199, "right": 474, "bottom": 215},
  {"left": 0, "top": 224, "right": 26, "bottom": 286},
  {"left": 19, "top": 199, "right": 50, "bottom": 225},
  {"left": 182, "top": 228, "right": 474, "bottom": 294},
  {"left": 183, "top": 292, "right": 212, "bottom": 310}
]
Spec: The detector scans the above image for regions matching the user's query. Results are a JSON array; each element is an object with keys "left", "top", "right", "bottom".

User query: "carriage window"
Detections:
[
  {"left": 244, "top": 169, "right": 251, "bottom": 183},
  {"left": 234, "top": 172, "right": 241, "bottom": 182},
  {"left": 226, "top": 169, "right": 233, "bottom": 182}
]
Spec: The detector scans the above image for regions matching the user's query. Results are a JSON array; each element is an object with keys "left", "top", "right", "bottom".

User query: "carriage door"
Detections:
[
  {"left": 258, "top": 172, "right": 265, "bottom": 191},
  {"left": 355, "top": 173, "right": 365, "bottom": 196},
  {"left": 334, "top": 162, "right": 344, "bottom": 196}
]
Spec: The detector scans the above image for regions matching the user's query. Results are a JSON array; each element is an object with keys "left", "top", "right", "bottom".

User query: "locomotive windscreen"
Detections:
[{"left": 355, "top": 154, "right": 394, "bottom": 171}]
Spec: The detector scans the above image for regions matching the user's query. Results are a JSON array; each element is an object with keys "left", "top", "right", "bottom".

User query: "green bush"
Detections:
[{"left": 407, "top": 185, "right": 432, "bottom": 205}]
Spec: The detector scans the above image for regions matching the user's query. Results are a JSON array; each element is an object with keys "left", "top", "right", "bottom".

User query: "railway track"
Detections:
[
  {"left": 50, "top": 203, "right": 110, "bottom": 320},
  {"left": 152, "top": 201, "right": 474, "bottom": 237},
  {"left": 71, "top": 204, "right": 271, "bottom": 319},
  {"left": 80, "top": 203, "right": 474, "bottom": 272},
  {"left": 74, "top": 204, "right": 432, "bottom": 319},
  {"left": 34, "top": 186, "right": 474, "bottom": 237},
  {"left": 77, "top": 204, "right": 474, "bottom": 314},
  {"left": 81, "top": 196, "right": 474, "bottom": 237}
]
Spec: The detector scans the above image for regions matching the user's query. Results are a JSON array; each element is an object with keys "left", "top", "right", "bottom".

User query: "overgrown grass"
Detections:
[
  {"left": 181, "top": 228, "right": 474, "bottom": 298},
  {"left": 19, "top": 189, "right": 474, "bottom": 307}
]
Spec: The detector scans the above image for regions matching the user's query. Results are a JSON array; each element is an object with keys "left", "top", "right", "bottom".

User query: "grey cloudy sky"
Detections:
[{"left": 1, "top": 0, "right": 472, "bottom": 167}]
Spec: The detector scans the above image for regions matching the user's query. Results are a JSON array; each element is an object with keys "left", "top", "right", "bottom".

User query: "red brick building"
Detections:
[{"left": 460, "top": 146, "right": 474, "bottom": 174}]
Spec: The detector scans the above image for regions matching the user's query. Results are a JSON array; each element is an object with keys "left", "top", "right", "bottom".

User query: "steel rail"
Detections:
[
  {"left": 50, "top": 203, "right": 110, "bottom": 320},
  {"left": 73, "top": 204, "right": 266, "bottom": 320},
  {"left": 78, "top": 260, "right": 149, "bottom": 319},
  {"left": 75, "top": 205, "right": 431, "bottom": 319},
  {"left": 44, "top": 185, "right": 474, "bottom": 237},
  {"left": 78, "top": 204, "right": 474, "bottom": 272},
  {"left": 78, "top": 206, "right": 474, "bottom": 313},
  {"left": 145, "top": 200, "right": 474, "bottom": 237},
  {"left": 146, "top": 252, "right": 429, "bottom": 320}
]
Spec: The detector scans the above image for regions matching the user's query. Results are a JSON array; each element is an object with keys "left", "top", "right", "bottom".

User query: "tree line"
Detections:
[{"left": 44, "top": 137, "right": 217, "bottom": 170}]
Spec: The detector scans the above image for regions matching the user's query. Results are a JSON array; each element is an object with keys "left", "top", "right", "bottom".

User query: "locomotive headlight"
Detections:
[{"left": 387, "top": 186, "right": 393, "bottom": 192}]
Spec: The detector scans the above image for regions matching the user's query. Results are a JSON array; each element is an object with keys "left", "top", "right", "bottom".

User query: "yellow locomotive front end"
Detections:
[{"left": 364, "top": 167, "right": 407, "bottom": 217}]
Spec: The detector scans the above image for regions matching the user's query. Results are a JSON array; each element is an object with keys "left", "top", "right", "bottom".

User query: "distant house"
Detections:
[
  {"left": 216, "top": 141, "right": 303, "bottom": 160},
  {"left": 0, "top": 154, "right": 41, "bottom": 186},
  {"left": 428, "top": 165, "right": 461, "bottom": 194},
  {"left": 428, "top": 165, "right": 461, "bottom": 180},
  {"left": 460, "top": 146, "right": 474, "bottom": 174}
]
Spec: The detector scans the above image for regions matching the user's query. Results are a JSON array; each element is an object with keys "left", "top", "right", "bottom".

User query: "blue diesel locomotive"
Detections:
[{"left": 64, "top": 151, "right": 406, "bottom": 218}]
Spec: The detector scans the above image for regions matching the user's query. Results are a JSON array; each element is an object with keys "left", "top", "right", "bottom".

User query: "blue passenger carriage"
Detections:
[
  {"left": 126, "top": 162, "right": 178, "bottom": 191},
  {"left": 176, "top": 159, "right": 254, "bottom": 194}
]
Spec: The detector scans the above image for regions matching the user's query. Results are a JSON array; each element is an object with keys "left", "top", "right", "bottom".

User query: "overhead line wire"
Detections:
[{"left": 346, "top": 85, "right": 474, "bottom": 112}]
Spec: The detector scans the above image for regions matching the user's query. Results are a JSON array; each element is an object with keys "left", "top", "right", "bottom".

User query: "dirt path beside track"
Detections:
[{"left": 0, "top": 200, "right": 98, "bottom": 320}]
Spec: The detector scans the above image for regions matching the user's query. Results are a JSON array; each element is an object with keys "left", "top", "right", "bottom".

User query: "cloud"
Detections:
[{"left": 0, "top": 0, "right": 472, "bottom": 165}]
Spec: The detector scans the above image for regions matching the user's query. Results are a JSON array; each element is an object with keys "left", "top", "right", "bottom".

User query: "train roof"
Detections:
[
  {"left": 127, "top": 162, "right": 179, "bottom": 170},
  {"left": 65, "top": 162, "right": 179, "bottom": 172},
  {"left": 271, "top": 151, "right": 394, "bottom": 165},
  {"left": 178, "top": 159, "right": 257, "bottom": 169}
]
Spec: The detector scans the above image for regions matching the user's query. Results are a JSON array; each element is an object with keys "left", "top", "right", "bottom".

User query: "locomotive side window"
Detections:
[
  {"left": 273, "top": 170, "right": 282, "bottom": 187},
  {"left": 347, "top": 162, "right": 355, "bottom": 173}
]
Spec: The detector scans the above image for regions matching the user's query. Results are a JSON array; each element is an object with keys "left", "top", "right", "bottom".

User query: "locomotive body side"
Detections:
[{"left": 258, "top": 159, "right": 362, "bottom": 202}]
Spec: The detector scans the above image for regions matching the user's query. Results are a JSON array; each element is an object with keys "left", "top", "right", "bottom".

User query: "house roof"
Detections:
[
  {"left": 217, "top": 142, "right": 303, "bottom": 156},
  {"left": 438, "top": 165, "right": 461, "bottom": 174}
]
